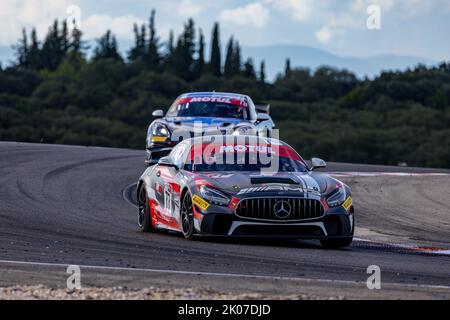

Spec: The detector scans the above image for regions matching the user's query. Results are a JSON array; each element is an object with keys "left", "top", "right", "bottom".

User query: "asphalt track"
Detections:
[{"left": 1, "top": 141, "right": 449, "bottom": 299}]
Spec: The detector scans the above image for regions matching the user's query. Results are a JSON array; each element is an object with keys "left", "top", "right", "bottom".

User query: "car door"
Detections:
[{"left": 152, "top": 144, "right": 187, "bottom": 230}]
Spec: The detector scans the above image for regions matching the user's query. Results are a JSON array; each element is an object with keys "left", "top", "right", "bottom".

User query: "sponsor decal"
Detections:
[
  {"left": 177, "top": 96, "right": 248, "bottom": 107},
  {"left": 342, "top": 196, "right": 353, "bottom": 211},
  {"left": 207, "top": 173, "right": 235, "bottom": 179},
  {"left": 219, "top": 145, "right": 275, "bottom": 154},
  {"left": 192, "top": 194, "right": 210, "bottom": 211},
  {"left": 237, "top": 185, "right": 317, "bottom": 195}
]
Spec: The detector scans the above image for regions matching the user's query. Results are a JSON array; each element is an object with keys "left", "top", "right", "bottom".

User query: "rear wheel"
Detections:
[
  {"left": 180, "top": 192, "right": 195, "bottom": 240},
  {"left": 137, "top": 185, "right": 154, "bottom": 232},
  {"left": 320, "top": 237, "right": 353, "bottom": 249}
]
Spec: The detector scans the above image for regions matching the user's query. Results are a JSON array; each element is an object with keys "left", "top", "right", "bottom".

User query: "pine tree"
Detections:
[
  {"left": 209, "top": 22, "right": 221, "bottom": 77},
  {"left": 243, "top": 58, "right": 256, "bottom": 78},
  {"left": 285, "top": 58, "right": 292, "bottom": 77},
  {"left": 174, "top": 18, "right": 196, "bottom": 80},
  {"left": 194, "top": 29, "right": 205, "bottom": 79},
  {"left": 93, "top": 30, "right": 122, "bottom": 61},
  {"left": 164, "top": 30, "right": 175, "bottom": 71},
  {"left": 28, "top": 28, "right": 41, "bottom": 69},
  {"left": 232, "top": 41, "right": 241, "bottom": 75},
  {"left": 259, "top": 60, "right": 266, "bottom": 83},
  {"left": 147, "top": 9, "right": 160, "bottom": 70},
  {"left": 128, "top": 23, "right": 147, "bottom": 62},
  {"left": 224, "top": 37, "right": 234, "bottom": 78},
  {"left": 14, "top": 28, "right": 29, "bottom": 68}
]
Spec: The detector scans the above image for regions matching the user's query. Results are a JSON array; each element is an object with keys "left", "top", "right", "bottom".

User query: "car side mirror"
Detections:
[
  {"left": 257, "top": 113, "right": 270, "bottom": 122},
  {"left": 311, "top": 158, "right": 326, "bottom": 170},
  {"left": 152, "top": 109, "right": 164, "bottom": 118},
  {"left": 158, "top": 156, "right": 179, "bottom": 170}
]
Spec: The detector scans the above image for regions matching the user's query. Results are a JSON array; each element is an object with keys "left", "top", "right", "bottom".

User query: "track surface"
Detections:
[{"left": 1, "top": 141, "right": 449, "bottom": 299}]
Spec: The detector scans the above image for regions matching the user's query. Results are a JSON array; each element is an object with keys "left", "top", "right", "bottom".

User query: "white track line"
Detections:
[{"left": 0, "top": 259, "right": 449, "bottom": 290}]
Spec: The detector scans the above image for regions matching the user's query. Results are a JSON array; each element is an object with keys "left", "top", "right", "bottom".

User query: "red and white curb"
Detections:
[
  {"left": 329, "top": 172, "right": 450, "bottom": 177},
  {"left": 355, "top": 238, "right": 450, "bottom": 256}
]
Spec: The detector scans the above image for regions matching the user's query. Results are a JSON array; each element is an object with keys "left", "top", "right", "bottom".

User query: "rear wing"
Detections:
[{"left": 254, "top": 103, "right": 270, "bottom": 114}]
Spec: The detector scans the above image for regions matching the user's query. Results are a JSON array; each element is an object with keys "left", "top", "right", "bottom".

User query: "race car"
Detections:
[
  {"left": 137, "top": 135, "right": 354, "bottom": 248},
  {"left": 145, "top": 92, "right": 275, "bottom": 165}
]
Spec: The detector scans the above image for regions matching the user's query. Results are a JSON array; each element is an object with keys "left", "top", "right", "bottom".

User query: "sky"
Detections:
[{"left": 1, "top": 0, "right": 449, "bottom": 63}]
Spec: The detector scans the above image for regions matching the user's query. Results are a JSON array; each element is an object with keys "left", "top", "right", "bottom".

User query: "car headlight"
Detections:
[
  {"left": 232, "top": 126, "right": 254, "bottom": 136},
  {"left": 150, "top": 123, "right": 171, "bottom": 143},
  {"left": 327, "top": 187, "right": 346, "bottom": 207},
  {"left": 199, "top": 185, "right": 230, "bottom": 206}
]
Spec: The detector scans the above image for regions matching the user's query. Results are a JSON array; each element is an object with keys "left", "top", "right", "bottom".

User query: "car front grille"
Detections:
[{"left": 235, "top": 197, "right": 325, "bottom": 221}]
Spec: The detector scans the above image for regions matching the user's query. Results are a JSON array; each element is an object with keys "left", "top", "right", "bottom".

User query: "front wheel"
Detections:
[
  {"left": 320, "top": 237, "right": 353, "bottom": 249},
  {"left": 137, "top": 185, "right": 154, "bottom": 232},
  {"left": 180, "top": 192, "right": 195, "bottom": 240}
]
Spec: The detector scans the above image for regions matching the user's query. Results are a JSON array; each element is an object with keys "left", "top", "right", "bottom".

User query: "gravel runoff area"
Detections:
[{"left": 0, "top": 285, "right": 342, "bottom": 300}]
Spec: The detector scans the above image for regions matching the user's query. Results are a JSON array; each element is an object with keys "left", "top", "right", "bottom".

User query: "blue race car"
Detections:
[{"left": 145, "top": 92, "right": 275, "bottom": 165}]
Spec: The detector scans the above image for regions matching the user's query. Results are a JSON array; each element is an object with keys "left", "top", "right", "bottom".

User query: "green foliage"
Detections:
[{"left": 2, "top": 12, "right": 450, "bottom": 169}]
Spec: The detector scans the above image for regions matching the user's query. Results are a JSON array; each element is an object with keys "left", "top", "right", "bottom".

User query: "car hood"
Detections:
[{"left": 191, "top": 171, "right": 338, "bottom": 198}]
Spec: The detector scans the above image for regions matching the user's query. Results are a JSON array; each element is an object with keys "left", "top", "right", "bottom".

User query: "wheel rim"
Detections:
[
  {"left": 137, "top": 187, "right": 147, "bottom": 227},
  {"left": 181, "top": 194, "right": 193, "bottom": 234}
]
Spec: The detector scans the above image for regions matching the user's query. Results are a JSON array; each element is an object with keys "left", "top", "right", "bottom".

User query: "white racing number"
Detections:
[{"left": 164, "top": 184, "right": 173, "bottom": 216}]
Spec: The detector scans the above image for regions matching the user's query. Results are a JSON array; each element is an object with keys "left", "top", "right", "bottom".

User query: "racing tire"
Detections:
[
  {"left": 180, "top": 191, "right": 195, "bottom": 240},
  {"left": 320, "top": 237, "right": 353, "bottom": 249},
  {"left": 137, "top": 185, "right": 155, "bottom": 232}
]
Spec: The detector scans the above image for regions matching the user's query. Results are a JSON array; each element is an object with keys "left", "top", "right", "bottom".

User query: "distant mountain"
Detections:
[{"left": 241, "top": 44, "right": 438, "bottom": 80}]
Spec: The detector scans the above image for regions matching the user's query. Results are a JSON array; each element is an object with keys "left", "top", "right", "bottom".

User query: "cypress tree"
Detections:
[
  {"left": 224, "top": 36, "right": 234, "bottom": 78},
  {"left": 194, "top": 29, "right": 205, "bottom": 79},
  {"left": 285, "top": 58, "right": 292, "bottom": 77},
  {"left": 209, "top": 22, "right": 221, "bottom": 77},
  {"left": 147, "top": 9, "right": 160, "bottom": 70},
  {"left": 259, "top": 60, "right": 266, "bottom": 83},
  {"left": 243, "top": 58, "right": 256, "bottom": 78}
]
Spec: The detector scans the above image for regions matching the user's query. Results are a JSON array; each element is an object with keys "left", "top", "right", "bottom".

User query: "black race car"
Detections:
[
  {"left": 145, "top": 92, "right": 275, "bottom": 165},
  {"left": 137, "top": 135, "right": 354, "bottom": 248}
]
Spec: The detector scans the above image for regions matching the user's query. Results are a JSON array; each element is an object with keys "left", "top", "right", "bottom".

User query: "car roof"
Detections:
[{"left": 179, "top": 92, "right": 249, "bottom": 100}]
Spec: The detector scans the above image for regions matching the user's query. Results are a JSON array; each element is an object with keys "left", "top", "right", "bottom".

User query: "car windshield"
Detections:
[
  {"left": 167, "top": 101, "right": 248, "bottom": 119},
  {"left": 187, "top": 154, "right": 308, "bottom": 173}
]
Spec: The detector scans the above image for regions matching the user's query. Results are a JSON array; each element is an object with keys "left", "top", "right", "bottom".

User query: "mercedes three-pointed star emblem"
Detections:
[{"left": 273, "top": 200, "right": 291, "bottom": 219}]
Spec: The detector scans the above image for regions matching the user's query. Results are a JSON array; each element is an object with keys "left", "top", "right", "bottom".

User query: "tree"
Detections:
[
  {"left": 285, "top": 58, "right": 292, "bottom": 77},
  {"left": 173, "top": 19, "right": 196, "bottom": 80},
  {"left": 224, "top": 37, "right": 234, "bottom": 78},
  {"left": 242, "top": 58, "right": 256, "bottom": 78},
  {"left": 233, "top": 41, "right": 241, "bottom": 75},
  {"left": 259, "top": 60, "right": 266, "bottom": 83},
  {"left": 128, "top": 23, "right": 146, "bottom": 62},
  {"left": 209, "top": 22, "right": 221, "bottom": 77},
  {"left": 14, "top": 28, "right": 29, "bottom": 68},
  {"left": 93, "top": 30, "right": 123, "bottom": 61},
  {"left": 147, "top": 9, "right": 160, "bottom": 70},
  {"left": 194, "top": 29, "right": 205, "bottom": 79}
]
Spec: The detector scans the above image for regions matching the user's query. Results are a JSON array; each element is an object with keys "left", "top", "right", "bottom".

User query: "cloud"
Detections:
[
  {"left": 219, "top": 2, "right": 270, "bottom": 28},
  {"left": 0, "top": 0, "right": 71, "bottom": 45},
  {"left": 176, "top": 0, "right": 204, "bottom": 17},
  {"left": 83, "top": 14, "right": 145, "bottom": 40},
  {"left": 315, "top": 26, "right": 332, "bottom": 44},
  {"left": 267, "top": 0, "right": 315, "bottom": 22}
]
